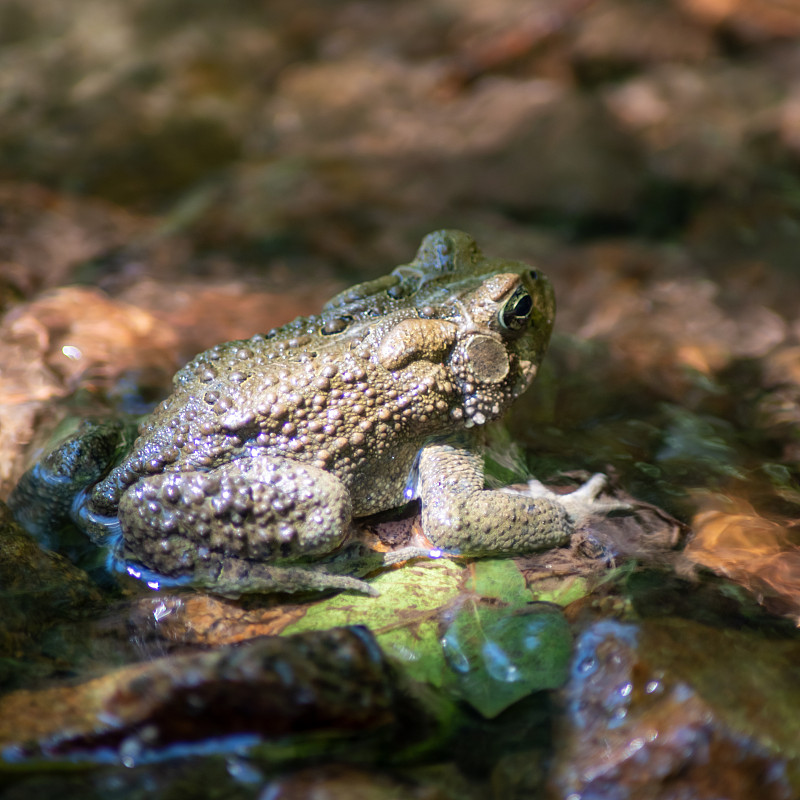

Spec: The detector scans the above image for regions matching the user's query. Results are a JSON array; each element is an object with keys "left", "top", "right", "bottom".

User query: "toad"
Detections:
[{"left": 10, "top": 230, "right": 625, "bottom": 594}]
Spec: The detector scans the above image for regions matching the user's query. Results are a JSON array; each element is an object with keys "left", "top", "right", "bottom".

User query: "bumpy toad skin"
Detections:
[{"left": 11, "top": 230, "right": 617, "bottom": 595}]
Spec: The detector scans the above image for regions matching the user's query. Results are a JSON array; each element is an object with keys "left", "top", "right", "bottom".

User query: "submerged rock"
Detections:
[
  {"left": 551, "top": 617, "right": 800, "bottom": 799},
  {"left": 0, "top": 626, "right": 413, "bottom": 765}
]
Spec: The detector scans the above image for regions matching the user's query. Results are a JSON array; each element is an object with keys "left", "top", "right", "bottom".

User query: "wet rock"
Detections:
[
  {"left": 0, "top": 286, "right": 180, "bottom": 492},
  {"left": 0, "top": 500, "right": 102, "bottom": 690},
  {"left": 0, "top": 501, "right": 99, "bottom": 613},
  {"left": 102, "top": 593, "right": 307, "bottom": 651},
  {"left": 260, "top": 763, "right": 475, "bottom": 800},
  {"left": 0, "top": 626, "right": 404, "bottom": 765},
  {"left": 685, "top": 195, "right": 800, "bottom": 316},
  {"left": 685, "top": 496, "right": 800, "bottom": 622},
  {"left": 119, "top": 278, "right": 335, "bottom": 363},
  {"left": 678, "top": 0, "right": 800, "bottom": 41},
  {"left": 0, "top": 501, "right": 100, "bottom": 644},
  {"left": 603, "top": 62, "right": 786, "bottom": 187},
  {"left": 551, "top": 617, "right": 800, "bottom": 799},
  {"left": 571, "top": 0, "right": 716, "bottom": 74},
  {"left": 466, "top": 93, "right": 645, "bottom": 222},
  {"left": 0, "top": 182, "right": 147, "bottom": 298},
  {"left": 0, "top": 757, "right": 252, "bottom": 800}
]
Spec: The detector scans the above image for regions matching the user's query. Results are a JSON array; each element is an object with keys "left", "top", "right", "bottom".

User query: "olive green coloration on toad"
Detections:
[{"left": 10, "top": 230, "right": 625, "bottom": 595}]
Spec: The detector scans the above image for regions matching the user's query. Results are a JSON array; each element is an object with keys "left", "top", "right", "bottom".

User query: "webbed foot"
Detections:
[{"left": 504, "top": 473, "right": 632, "bottom": 526}]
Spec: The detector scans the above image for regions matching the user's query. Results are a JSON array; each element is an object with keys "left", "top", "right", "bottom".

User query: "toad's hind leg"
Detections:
[{"left": 116, "top": 455, "right": 372, "bottom": 595}]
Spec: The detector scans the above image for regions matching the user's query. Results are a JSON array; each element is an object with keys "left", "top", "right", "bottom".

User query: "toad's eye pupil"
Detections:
[
  {"left": 499, "top": 287, "right": 533, "bottom": 332},
  {"left": 529, "top": 270, "right": 538, "bottom": 280}
]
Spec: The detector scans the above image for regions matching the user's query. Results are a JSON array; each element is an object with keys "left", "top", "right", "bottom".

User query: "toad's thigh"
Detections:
[{"left": 117, "top": 456, "right": 353, "bottom": 577}]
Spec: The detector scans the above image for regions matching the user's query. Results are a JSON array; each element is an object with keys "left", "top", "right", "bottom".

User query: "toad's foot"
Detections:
[
  {"left": 381, "top": 545, "right": 448, "bottom": 566},
  {"left": 119, "top": 556, "right": 380, "bottom": 598},
  {"left": 212, "top": 560, "right": 382, "bottom": 597},
  {"left": 503, "top": 473, "right": 632, "bottom": 527}
]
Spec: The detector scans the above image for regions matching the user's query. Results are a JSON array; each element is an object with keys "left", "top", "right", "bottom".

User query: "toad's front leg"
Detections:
[{"left": 416, "top": 443, "right": 628, "bottom": 555}]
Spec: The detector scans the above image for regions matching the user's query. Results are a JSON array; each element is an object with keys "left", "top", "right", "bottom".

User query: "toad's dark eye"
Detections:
[{"left": 499, "top": 286, "right": 534, "bottom": 332}]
